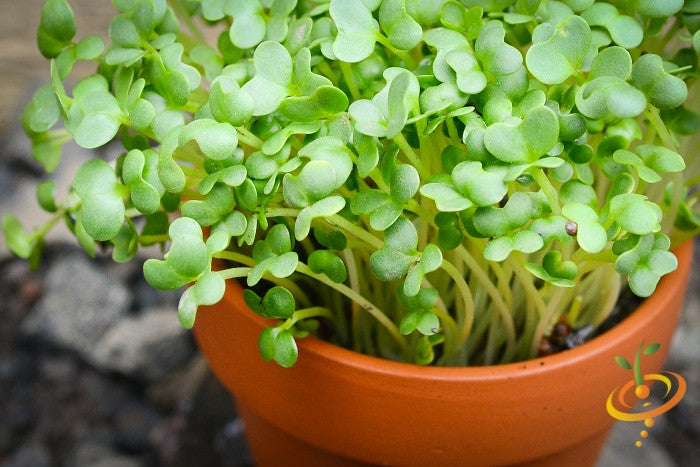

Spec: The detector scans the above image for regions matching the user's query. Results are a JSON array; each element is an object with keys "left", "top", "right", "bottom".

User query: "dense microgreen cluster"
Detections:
[{"left": 4, "top": 0, "right": 700, "bottom": 367}]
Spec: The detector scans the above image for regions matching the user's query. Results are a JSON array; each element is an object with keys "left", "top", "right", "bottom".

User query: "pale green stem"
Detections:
[
  {"left": 440, "top": 259, "right": 475, "bottom": 344},
  {"left": 219, "top": 267, "right": 252, "bottom": 279},
  {"left": 533, "top": 168, "right": 561, "bottom": 214},
  {"left": 167, "top": 0, "right": 207, "bottom": 45},
  {"left": 529, "top": 286, "right": 567, "bottom": 358},
  {"left": 343, "top": 248, "right": 363, "bottom": 352},
  {"left": 278, "top": 307, "right": 336, "bottom": 331},
  {"left": 295, "top": 263, "right": 410, "bottom": 358},
  {"left": 327, "top": 214, "right": 384, "bottom": 249},
  {"left": 213, "top": 250, "right": 312, "bottom": 307},
  {"left": 393, "top": 133, "right": 427, "bottom": 178},
  {"left": 339, "top": 61, "right": 361, "bottom": 100},
  {"left": 236, "top": 126, "right": 264, "bottom": 149},
  {"left": 644, "top": 106, "right": 684, "bottom": 233},
  {"left": 455, "top": 245, "right": 516, "bottom": 345},
  {"left": 589, "top": 266, "right": 622, "bottom": 327}
]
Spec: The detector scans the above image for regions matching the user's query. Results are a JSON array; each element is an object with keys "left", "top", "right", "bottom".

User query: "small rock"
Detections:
[
  {"left": 76, "top": 372, "right": 132, "bottom": 421},
  {"left": 38, "top": 355, "right": 79, "bottom": 383},
  {"left": 92, "top": 456, "right": 144, "bottom": 467},
  {"left": 112, "top": 401, "right": 161, "bottom": 454},
  {"left": 21, "top": 254, "right": 129, "bottom": 359},
  {"left": 214, "top": 418, "right": 254, "bottom": 467},
  {"left": 5, "top": 440, "right": 52, "bottom": 467},
  {"left": 146, "top": 355, "right": 210, "bottom": 411},
  {"left": 68, "top": 442, "right": 143, "bottom": 467},
  {"left": 90, "top": 309, "right": 193, "bottom": 380}
]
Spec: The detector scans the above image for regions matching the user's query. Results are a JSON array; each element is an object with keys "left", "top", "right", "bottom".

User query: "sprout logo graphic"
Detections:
[{"left": 606, "top": 341, "right": 687, "bottom": 447}]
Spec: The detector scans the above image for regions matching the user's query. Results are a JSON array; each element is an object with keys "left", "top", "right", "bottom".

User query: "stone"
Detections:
[
  {"left": 68, "top": 442, "right": 143, "bottom": 467},
  {"left": 5, "top": 440, "right": 52, "bottom": 467},
  {"left": 146, "top": 355, "right": 210, "bottom": 411},
  {"left": 112, "top": 401, "right": 161, "bottom": 454},
  {"left": 21, "top": 253, "right": 129, "bottom": 360},
  {"left": 90, "top": 309, "right": 193, "bottom": 381}
]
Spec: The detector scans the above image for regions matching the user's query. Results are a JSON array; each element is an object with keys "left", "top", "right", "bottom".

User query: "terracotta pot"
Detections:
[{"left": 193, "top": 240, "right": 693, "bottom": 466}]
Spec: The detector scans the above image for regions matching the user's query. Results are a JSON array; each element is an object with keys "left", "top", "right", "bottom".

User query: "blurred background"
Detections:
[{"left": 0, "top": 1, "right": 697, "bottom": 466}]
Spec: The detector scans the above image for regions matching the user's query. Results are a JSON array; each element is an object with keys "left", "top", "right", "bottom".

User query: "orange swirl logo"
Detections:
[{"left": 606, "top": 342, "right": 687, "bottom": 447}]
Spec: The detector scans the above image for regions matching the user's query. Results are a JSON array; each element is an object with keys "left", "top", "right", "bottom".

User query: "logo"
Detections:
[{"left": 606, "top": 341, "right": 687, "bottom": 447}]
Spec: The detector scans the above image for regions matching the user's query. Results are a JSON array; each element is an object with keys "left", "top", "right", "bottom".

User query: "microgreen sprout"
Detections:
[{"left": 4, "top": 0, "right": 699, "bottom": 367}]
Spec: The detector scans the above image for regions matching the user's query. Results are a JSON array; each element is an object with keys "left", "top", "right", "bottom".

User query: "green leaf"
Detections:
[
  {"left": 530, "top": 215, "right": 572, "bottom": 246},
  {"left": 248, "top": 224, "right": 298, "bottom": 285},
  {"left": 295, "top": 196, "right": 346, "bottom": 241},
  {"left": 258, "top": 327, "right": 298, "bottom": 368},
  {"left": 474, "top": 20, "right": 523, "bottom": 77},
  {"left": 143, "top": 217, "right": 209, "bottom": 290},
  {"left": 575, "top": 77, "right": 646, "bottom": 119},
  {"left": 415, "top": 335, "right": 435, "bottom": 365},
  {"left": 178, "top": 271, "right": 226, "bottom": 329},
  {"left": 2, "top": 215, "right": 33, "bottom": 259},
  {"left": 227, "top": 0, "right": 267, "bottom": 49},
  {"left": 420, "top": 182, "right": 472, "bottom": 212},
  {"left": 608, "top": 194, "right": 660, "bottom": 235},
  {"left": 65, "top": 75, "right": 124, "bottom": 148},
  {"left": 330, "top": 0, "right": 379, "bottom": 62},
  {"left": 308, "top": 250, "right": 348, "bottom": 283},
  {"left": 562, "top": 202, "right": 607, "bottom": 253},
  {"left": 581, "top": 2, "right": 643, "bottom": 49},
  {"left": 416, "top": 310, "right": 440, "bottom": 335},
  {"left": 451, "top": 161, "right": 507, "bottom": 206},
  {"left": 370, "top": 217, "right": 420, "bottom": 281},
  {"left": 472, "top": 192, "right": 543, "bottom": 237},
  {"left": 110, "top": 223, "right": 138, "bottom": 263},
  {"left": 484, "top": 106, "right": 559, "bottom": 163},
  {"left": 182, "top": 183, "right": 235, "bottom": 226},
  {"left": 633, "top": 0, "right": 683, "bottom": 18},
  {"left": 588, "top": 46, "right": 632, "bottom": 80},
  {"left": 350, "top": 190, "right": 403, "bottom": 230},
  {"left": 279, "top": 86, "right": 349, "bottom": 122},
  {"left": 240, "top": 41, "right": 292, "bottom": 115},
  {"left": 206, "top": 211, "right": 248, "bottom": 254},
  {"left": 525, "top": 250, "right": 577, "bottom": 287},
  {"left": 526, "top": 15, "right": 591, "bottom": 85},
  {"left": 245, "top": 286, "right": 297, "bottom": 319},
  {"left": 27, "top": 85, "right": 62, "bottom": 133},
  {"left": 36, "top": 181, "right": 57, "bottom": 213},
  {"left": 445, "top": 48, "right": 487, "bottom": 94},
  {"left": 179, "top": 119, "right": 238, "bottom": 161},
  {"left": 379, "top": 0, "right": 422, "bottom": 51},
  {"left": 37, "top": 0, "right": 76, "bottom": 58},
  {"left": 109, "top": 15, "right": 141, "bottom": 48},
  {"left": 399, "top": 310, "right": 420, "bottom": 334},
  {"left": 355, "top": 132, "right": 380, "bottom": 178},
  {"left": 209, "top": 74, "right": 255, "bottom": 126},
  {"left": 72, "top": 159, "right": 125, "bottom": 241},
  {"left": 630, "top": 54, "right": 688, "bottom": 109},
  {"left": 284, "top": 136, "right": 353, "bottom": 207},
  {"left": 390, "top": 164, "right": 420, "bottom": 204},
  {"left": 122, "top": 148, "right": 165, "bottom": 214},
  {"left": 404, "top": 244, "right": 443, "bottom": 296},
  {"left": 483, "top": 230, "right": 543, "bottom": 262}
]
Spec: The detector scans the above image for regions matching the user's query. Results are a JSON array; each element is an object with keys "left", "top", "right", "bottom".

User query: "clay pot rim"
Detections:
[{"left": 229, "top": 240, "right": 693, "bottom": 381}]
